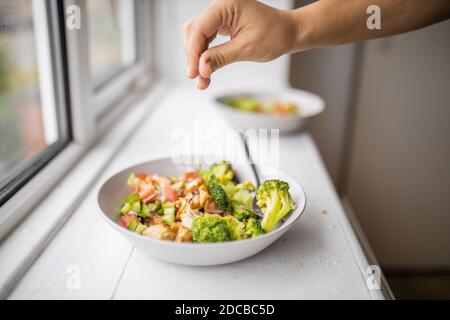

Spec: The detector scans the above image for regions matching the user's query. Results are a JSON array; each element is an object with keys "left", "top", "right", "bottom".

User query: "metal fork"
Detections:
[{"left": 239, "top": 131, "right": 264, "bottom": 218}]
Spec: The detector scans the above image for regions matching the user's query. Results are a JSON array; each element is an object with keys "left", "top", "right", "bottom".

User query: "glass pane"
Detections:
[
  {"left": 0, "top": 0, "right": 59, "bottom": 186},
  {"left": 88, "top": 0, "right": 136, "bottom": 87}
]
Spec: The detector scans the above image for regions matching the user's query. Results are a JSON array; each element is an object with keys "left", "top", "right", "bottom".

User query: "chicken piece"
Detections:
[
  {"left": 175, "top": 226, "right": 193, "bottom": 243},
  {"left": 198, "top": 185, "right": 210, "bottom": 208},
  {"left": 184, "top": 178, "right": 202, "bottom": 193},
  {"left": 190, "top": 194, "right": 200, "bottom": 209},
  {"left": 142, "top": 224, "right": 176, "bottom": 241},
  {"left": 180, "top": 207, "right": 198, "bottom": 230},
  {"left": 176, "top": 198, "right": 188, "bottom": 220}
]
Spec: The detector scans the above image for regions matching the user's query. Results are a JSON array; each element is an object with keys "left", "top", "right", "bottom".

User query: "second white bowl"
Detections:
[{"left": 214, "top": 88, "right": 325, "bottom": 134}]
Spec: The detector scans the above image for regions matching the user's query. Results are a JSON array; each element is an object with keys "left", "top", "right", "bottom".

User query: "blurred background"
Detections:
[
  {"left": 0, "top": 0, "right": 449, "bottom": 299},
  {"left": 291, "top": 0, "right": 450, "bottom": 299}
]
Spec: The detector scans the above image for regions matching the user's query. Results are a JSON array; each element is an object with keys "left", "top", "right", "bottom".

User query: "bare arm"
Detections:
[
  {"left": 183, "top": 0, "right": 450, "bottom": 89},
  {"left": 294, "top": 0, "right": 450, "bottom": 50}
]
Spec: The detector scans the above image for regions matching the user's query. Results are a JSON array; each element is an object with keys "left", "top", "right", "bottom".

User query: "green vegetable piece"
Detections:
[
  {"left": 162, "top": 202, "right": 175, "bottom": 209},
  {"left": 147, "top": 200, "right": 161, "bottom": 213},
  {"left": 125, "top": 193, "right": 140, "bottom": 203},
  {"left": 131, "top": 201, "right": 141, "bottom": 213},
  {"left": 139, "top": 203, "right": 150, "bottom": 218},
  {"left": 208, "top": 177, "right": 233, "bottom": 213},
  {"left": 120, "top": 193, "right": 141, "bottom": 215},
  {"left": 135, "top": 223, "right": 147, "bottom": 235},
  {"left": 231, "top": 188, "right": 254, "bottom": 211},
  {"left": 232, "top": 206, "right": 257, "bottom": 222},
  {"left": 191, "top": 214, "right": 243, "bottom": 243},
  {"left": 127, "top": 173, "right": 137, "bottom": 187},
  {"left": 127, "top": 216, "right": 139, "bottom": 232},
  {"left": 120, "top": 203, "right": 131, "bottom": 215},
  {"left": 209, "top": 162, "right": 234, "bottom": 184},
  {"left": 162, "top": 207, "right": 176, "bottom": 225},
  {"left": 243, "top": 218, "right": 264, "bottom": 238},
  {"left": 195, "top": 168, "right": 208, "bottom": 182},
  {"left": 256, "top": 180, "right": 297, "bottom": 232},
  {"left": 197, "top": 162, "right": 235, "bottom": 186},
  {"left": 227, "top": 97, "right": 259, "bottom": 111},
  {"left": 221, "top": 181, "right": 237, "bottom": 197}
]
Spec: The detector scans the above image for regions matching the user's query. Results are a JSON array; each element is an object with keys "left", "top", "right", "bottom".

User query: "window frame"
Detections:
[
  {"left": 0, "top": 0, "right": 71, "bottom": 207},
  {"left": 0, "top": 0, "right": 155, "bottom": 240},
  {"left": 66, "top": 0, "right": 153, "bottom": 144}
]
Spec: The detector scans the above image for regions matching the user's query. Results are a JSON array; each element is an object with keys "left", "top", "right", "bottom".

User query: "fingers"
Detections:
[
  {"left": 197, "top": 77, "right": 211, "bottom": 90},
  {"left": 185, "top": 31, "right": 206, "bottom": 79},
  {"left": 182, "top": 20, "right": 197, "bottom": 78},
  {"left": 183, "top": 2, "right": 225, "bottom": 87},
  {"left": 198, "top": 39, "right": 243, "bottom": 79}
]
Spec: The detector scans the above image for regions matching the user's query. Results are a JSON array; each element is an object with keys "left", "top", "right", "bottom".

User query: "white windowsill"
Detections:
[{"left": 0, "top": 82, "right": 167, "bottom": 298}]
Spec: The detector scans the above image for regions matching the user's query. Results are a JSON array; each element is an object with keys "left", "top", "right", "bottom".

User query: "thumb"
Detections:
[{"left": 198, "top": 39, "right": 244, "bottom": 79}]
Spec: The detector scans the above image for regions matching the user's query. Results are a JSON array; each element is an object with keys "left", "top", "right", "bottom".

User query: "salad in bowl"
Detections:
[
  {"left": 214, "top": 88, "right": 325, "bottom": 133},
  {"left": 97, "top": 157, "right": 306, "bottom": 265},
  {"left": 224, "top": 96, "right": 299, "bottom": 116},
  {"left": 118, "top": 162, "right": 296, "bottom": 243}
]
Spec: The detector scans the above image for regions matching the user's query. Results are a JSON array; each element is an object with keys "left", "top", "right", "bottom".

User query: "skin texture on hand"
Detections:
[
  {"left": 183, "top": 0, "right": 450, "bottom": 90},
  {"left": 183, "top": 0, "right": 297, "bottom": 90}
]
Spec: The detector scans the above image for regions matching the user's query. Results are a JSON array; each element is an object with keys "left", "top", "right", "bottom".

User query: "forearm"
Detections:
[{"left": 290, "top": 0, "right": 450, "bottom": 51}]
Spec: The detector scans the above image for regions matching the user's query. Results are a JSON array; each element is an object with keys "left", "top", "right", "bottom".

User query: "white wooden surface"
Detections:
[{"left": 8, "top": 86, "right": 382, "bottom": 299}]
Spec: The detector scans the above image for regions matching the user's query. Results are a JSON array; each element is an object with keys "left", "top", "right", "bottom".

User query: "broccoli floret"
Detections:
[
  {"left": 208, "top": 176, "right": 233, "bottom": 212},
  {"left": 237, "top": 180, "right": 255, "bottom": 192},
  {"left": 232, "top": 205, "right": 257, "bottom": 222},
  {"left": 209, "top": 161, "right": 234, "bottom": 184},
  {"left": 230, "top": 180, "right": 255, "bottom": 211},
  {"left": 196, "top": 162, "right": 234, "bottom": 185},
  {"left": 221, "top": 181, "right": 237, "bottom": 197},
  {"left": 256, "top": 180, "right": 296, "bottom": 232},
  {"left": 243, "top": 218, "right": 264, "bottom": 238},
  {"left": 191, "top": 214, "right": 243, "bottom": 243}
]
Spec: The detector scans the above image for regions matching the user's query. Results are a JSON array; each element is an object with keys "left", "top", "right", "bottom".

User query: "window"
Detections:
[
  {"left": 84, "top": 0, "right": 151, "bottom": 117},
  {"left": 0, "top": 0, "right": 70, "bottom": 205},
  {"left": 0, "top": 0, "right": 153, "bottom": 236},
  {"left": 87, "top": 0, "right": 137, "bottom": 88}
]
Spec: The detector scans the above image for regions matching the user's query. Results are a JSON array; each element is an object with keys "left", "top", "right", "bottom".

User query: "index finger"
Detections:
[{"left": 183, "top": 4, "right": 224, "bottom": 79}]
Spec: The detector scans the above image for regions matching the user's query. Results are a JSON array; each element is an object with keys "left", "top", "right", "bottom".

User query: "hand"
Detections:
[{"left": 183, "top": 0, "right": 298, "bottom": 90}]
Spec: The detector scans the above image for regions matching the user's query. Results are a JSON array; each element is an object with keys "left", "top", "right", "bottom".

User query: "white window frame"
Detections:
[
  {"left": 0, "top": 0, "right": 156, "bottom": 240},
  {"left": 67, "top": 0, "right": 154, "bottom": 144}
]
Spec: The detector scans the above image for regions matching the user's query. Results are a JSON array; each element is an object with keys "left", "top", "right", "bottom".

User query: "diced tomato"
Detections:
[
  {"left": 119, "top": 214, "right": 132, "bottom": 228},
  {"left": 162, "top": 185, "right": 178, "bottom": 201},
  {"left": 138, "top": 173, "right": 148, "bottom": 180},
  {"left": 183, "top": 171, "right": 200, "bottom": 182}
]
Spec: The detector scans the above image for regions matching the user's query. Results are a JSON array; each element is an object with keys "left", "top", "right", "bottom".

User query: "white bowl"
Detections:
[
  {"left": 97, "top": 158, "right": 306, "bottom": 266},
  {"left": 214, "top": 88, "right": 325, "bottom": 134}
]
